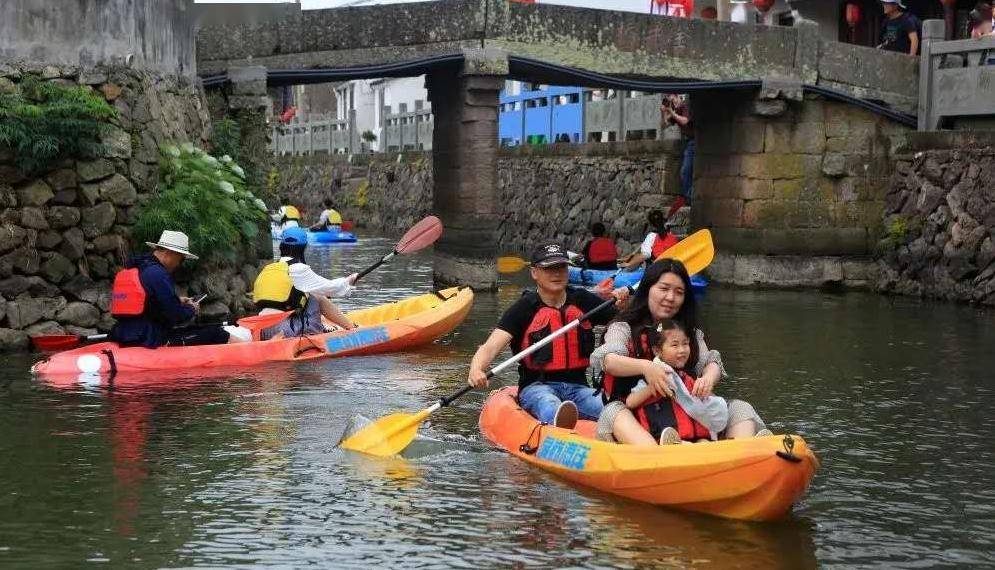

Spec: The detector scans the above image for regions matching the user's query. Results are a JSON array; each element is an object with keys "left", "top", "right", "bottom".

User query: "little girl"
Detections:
[{"left": 625, "top": 320, "right": 729, "bottom": 444}]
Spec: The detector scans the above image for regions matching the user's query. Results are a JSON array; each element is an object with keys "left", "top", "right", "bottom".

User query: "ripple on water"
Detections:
[{"left": 1, "top": 247, "right": 994, "bottom": 567}]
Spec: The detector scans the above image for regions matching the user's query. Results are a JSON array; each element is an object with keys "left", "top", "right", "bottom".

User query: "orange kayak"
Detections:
[
  {"left": 32, "top": 287, "right": 473, "bottom": 381},
  {"left": 479, "top": 386, "right": 819, "bottom": 522}
]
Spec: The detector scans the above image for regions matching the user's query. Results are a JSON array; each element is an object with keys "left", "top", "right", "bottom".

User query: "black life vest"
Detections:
[
  {"left": 599, "top": 329, "right": 653, "bottom": 404},
  {"left": 586, "top": 237, "right": 616, "bottom": 265},
  {"left": 519, "top": 291, "right": 595, "bottom": 374},
  {"left": 636, "top": 368, "right": 711, "bottom": 441}
]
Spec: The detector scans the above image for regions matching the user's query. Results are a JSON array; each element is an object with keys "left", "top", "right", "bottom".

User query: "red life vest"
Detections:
[
  {"left": 650, "top": 232, "right": 680, "bottom": 259},
  {"left": 586, "top": 237, "right": 617, "bottom": 265},
  {"left": 519, "top": 293, "right": 594, "bottom": 374},
  {"left": 636, "top": 368, "right": 711, "bottom": 442},
  {"left": 110, "top": 268, "right": 146, "bottom": 317},
  {"left": 598, "top": 329, "right": 710, "bottom": 441}
]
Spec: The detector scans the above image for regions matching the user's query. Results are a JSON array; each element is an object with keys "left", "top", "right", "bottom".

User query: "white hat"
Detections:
[
  {"left": 145, "top": 230, "right": 199, "bottom": 260},
  {"left": 881, "top": 0, "right": 906, "bottom": 7}
]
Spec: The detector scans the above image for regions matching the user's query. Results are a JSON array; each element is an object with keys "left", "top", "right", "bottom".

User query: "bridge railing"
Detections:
[
  {"left": 270, "top": 90, "right": 668, "bottom": 155},
  {"left": 920, "top": 19, "right": 995, "bottom": 131},
  {"left": 270, "top": 111, "right": 358, "bottom": 155},
  {"left": 382, "top": 101, "right": 433, "bottom": 151},
  {"left": 505, "top": 89, "right": 665, "bottom": 145}
]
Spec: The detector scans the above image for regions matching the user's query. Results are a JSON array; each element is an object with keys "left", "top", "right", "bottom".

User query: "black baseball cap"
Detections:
[{"left": 531, "top": 242, "right": 570, "bottom": 268}]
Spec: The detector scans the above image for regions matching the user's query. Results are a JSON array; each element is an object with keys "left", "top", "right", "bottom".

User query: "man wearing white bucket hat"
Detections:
[
  {"left": 877, "top": 0, "right": 920, "bottom": 56},
  {"left": 108, "top": 230, "right": 249, "bottom": 348},
  {"left": 252, "top": 227, "right": 358, "bottom": 340}
]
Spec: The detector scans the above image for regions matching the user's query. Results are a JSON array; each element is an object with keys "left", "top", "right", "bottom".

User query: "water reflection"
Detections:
[{"left": 1, "top": 236, "right": 993, "bottom": 567}]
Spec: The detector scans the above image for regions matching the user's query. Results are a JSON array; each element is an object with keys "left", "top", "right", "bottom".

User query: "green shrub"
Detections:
[
  {"left": 132, "top": 143, "right": 269, "bottom": 263},
  {"left": 0, "top": 76, "right": 116, "bottom": 173},
  {"left": 210, "top": 117, "right": 241, "bottom": 162}
]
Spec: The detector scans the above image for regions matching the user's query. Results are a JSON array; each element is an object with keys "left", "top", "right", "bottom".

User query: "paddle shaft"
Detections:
[
  {"left": 355, "top": 250, "right": 396, "bottom": 282},
  {"left": 434, "top": 295, "right": 622, "bottom": 411}
]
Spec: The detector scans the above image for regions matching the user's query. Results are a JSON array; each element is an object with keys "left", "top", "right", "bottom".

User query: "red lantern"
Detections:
[
  {"left": 753, "top": 0, "right": 775, "bottom": 13},
  {"left": 845, "top": 2, "right": 862, "bottom": 27}
]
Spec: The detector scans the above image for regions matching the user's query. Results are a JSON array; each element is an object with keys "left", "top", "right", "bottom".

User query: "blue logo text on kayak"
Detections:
[
  {"left": 536, "top": 436, "right": 590, "bottom": 470},
  {"left": 325, "top": 326, "right": 390, "bottom": 354}
]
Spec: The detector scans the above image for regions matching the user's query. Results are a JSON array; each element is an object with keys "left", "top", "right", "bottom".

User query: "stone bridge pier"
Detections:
[
  {"left": 426, "top": 49, "right": 507, "bottom": 291},
  {"left": 691, "top": 88, "right": 911, "bottom": 287}
]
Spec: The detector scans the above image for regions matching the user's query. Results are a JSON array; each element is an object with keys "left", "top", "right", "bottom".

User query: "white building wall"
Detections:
[{"left": 335, "top": 76, "right": 430, "bottom": 151}]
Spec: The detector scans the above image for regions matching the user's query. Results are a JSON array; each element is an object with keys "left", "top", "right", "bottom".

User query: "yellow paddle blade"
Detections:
[
  {"left": 655, "top": 229, "right": 714, "bottom": 276},
  {"left": 497, "top": 255, "right": 529, "bottom": 274},
  {"left": 339, "top": 408, "right": 432, "bottom": 457}
]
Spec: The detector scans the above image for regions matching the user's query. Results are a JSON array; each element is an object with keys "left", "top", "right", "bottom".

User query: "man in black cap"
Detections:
[{"left": 468, "top": 242, "right": 629, "bottom": 428}]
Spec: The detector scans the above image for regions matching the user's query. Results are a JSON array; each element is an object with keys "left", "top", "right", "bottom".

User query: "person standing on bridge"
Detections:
[
  {"left": 661, "top": 94, "right": 694, "bottom": 216},
  {"left": 877, "top": 0, "right": 920, "bottom": 56}
]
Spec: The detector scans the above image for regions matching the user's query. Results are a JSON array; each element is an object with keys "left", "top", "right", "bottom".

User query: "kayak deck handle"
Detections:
[
  {"left": 519, "top": 422, "right": 546, "bottom": 455},
  {"left": 776, "top": 434, "right": 802, "bottom": 463}
]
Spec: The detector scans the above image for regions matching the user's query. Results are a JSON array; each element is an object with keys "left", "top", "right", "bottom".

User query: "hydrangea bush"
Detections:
[{"left": 132, "top": 143, "right": 268, "bottom": 263}]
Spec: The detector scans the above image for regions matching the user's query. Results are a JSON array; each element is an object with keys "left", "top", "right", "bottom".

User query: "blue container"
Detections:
[
  {"left": 308, "top": 230, "right": 357, "bottom": 243},
  {"left": 568, "top": 266, "right": 709, "bottom": 294}
]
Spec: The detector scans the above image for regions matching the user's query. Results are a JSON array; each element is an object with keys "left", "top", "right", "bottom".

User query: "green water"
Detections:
[{"left": 1, "top": 236, "right": 993, "bottom": 568}]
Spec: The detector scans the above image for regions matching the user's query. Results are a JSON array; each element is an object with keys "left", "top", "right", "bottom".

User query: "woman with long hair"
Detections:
[{"left": 592, "top": 258, "right": 767, "bottom": 444}]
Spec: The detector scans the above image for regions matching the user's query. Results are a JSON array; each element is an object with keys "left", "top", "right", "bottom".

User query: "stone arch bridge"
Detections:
[{"left": 198, "top": 0, "right": 918, "bottom": 289}]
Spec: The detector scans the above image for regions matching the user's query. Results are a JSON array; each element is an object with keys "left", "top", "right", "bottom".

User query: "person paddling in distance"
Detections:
[
  {"left": 581, "top": 222, "right": 619, "bottom": 271},
  {"left": 592, "top": 258, "right": 770, "bottom": 443},
  {"left": 620, "top": 210, "right": 679, "bottom": 271},
  {"left": 624, "top": 319, "right": 729, "bottom": 445},
  {"left": 309, "top": 198, "right": 343, "bottom": 232},
  {"left": 109, "top": 230, "right": 250, "bottom": 348},
  {"left": 253, "top": 227, "right": 358, "bottom": 340},
  {"left": 468, "top": 242, "right": 630, "bottom": 428},
  {"left": 272, "top": 204, "right": 303, "bottom": 232}
]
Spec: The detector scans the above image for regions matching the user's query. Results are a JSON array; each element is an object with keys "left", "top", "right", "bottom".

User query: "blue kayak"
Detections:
[
  {"left": 308, "top": 229, "right": 357, "bottom": 243},
  {"left": 568, "top": 266, "right": 643, "bottom": 288},
  {"left": 568, "top": 266, "right": 708, "bottom": 293}
]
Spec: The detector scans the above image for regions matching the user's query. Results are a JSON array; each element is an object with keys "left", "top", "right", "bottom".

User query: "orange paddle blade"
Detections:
[
  {"left": 395, "top": 215, "right": 442, "bottom": 254},
  {"left": 236, "top": 311, "right": 294, "bottom": 340}
]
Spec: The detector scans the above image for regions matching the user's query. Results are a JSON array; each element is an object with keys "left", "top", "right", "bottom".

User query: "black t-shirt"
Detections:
[
  {"left": 497, "top": 287, "right": 617, "bottom": 386},
  {"left": 880, "top": 13, "right": 917, "bottom": 54}
]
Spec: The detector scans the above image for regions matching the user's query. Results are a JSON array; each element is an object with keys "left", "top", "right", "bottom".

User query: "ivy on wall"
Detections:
[{"left": 0, "top": 76, "right": 116, "bottom": 173}]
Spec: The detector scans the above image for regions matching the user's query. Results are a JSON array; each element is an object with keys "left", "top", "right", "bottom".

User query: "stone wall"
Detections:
[
  {"left": 495, "top": 141, "right": 684, "bottom": 255},
  {"left": 693, "top": 91, "right": 912, "bottom": 289},
  {"left": 0, "top": 63, "right": 259, "bottom": 351},
  {"left": 0, "top": 0, "right": 196, "bottom": 75},
  {"left": 270, "top": 140, "right": 685, "bottom": 254},
  {"left": 875, "top": 132, "right": 995, "bottom": 305}
]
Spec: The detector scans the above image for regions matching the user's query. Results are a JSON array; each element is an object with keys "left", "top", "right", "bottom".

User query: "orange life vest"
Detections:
[
  {"left": 586, "top": 237, "right": 617, "bottom": 265},
  {"left": 519, "top": 293, "right": 594, "bottom": 374},
  {"left": 651, "top": 232, "right": 680, "bottom": 259},
  {"left": 110, "top": 268, "right": 147, "bottom": 317}
]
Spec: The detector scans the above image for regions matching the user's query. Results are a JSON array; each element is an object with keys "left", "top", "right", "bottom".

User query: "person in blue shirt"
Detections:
[{"left": 109, "top": 230, "right": 248, "bottom": 348}]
